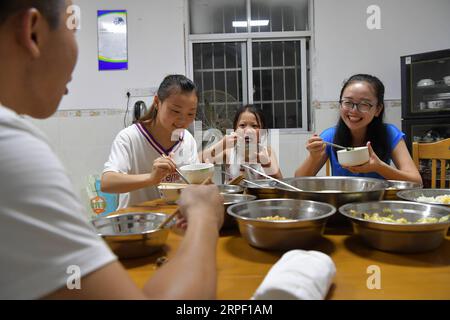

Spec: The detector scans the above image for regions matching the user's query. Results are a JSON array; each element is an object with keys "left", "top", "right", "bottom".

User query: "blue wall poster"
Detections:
[{"left": 97, "top": 10, "right": 128, "bottom": 71}]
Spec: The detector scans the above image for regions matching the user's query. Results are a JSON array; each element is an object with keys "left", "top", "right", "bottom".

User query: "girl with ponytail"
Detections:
[{"left": 101, "top": 75, "right": 201, "bottom": 209}]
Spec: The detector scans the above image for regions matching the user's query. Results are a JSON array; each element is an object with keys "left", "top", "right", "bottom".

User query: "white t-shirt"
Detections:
[
  {"left": 0, "top": 104, "right": 117, "bottom": 299},
  {"left": 103, "top": 123, "right": 199, "bottom": 209}
]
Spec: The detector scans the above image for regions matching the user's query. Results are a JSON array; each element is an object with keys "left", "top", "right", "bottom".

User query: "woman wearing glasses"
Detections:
[{"left": 295, "top": 74, "right": 422, "bottom": 183}]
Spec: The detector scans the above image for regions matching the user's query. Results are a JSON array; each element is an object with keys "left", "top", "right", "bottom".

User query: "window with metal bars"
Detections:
[
  {"left": 252, "top": 40, "right": 303, "bottom": 128},
  {"left": 187, "top": 0, "right": 310, "bottom": 132}
]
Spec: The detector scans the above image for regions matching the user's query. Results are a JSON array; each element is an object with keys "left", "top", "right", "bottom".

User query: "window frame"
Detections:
[{"left": 184, "top": 0, "right": 313, "bottom": 133}]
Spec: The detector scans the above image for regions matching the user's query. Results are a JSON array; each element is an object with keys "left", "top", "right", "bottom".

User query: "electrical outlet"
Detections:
[{"left": 126, "top": 87, "right": 157, "bottom": 98}]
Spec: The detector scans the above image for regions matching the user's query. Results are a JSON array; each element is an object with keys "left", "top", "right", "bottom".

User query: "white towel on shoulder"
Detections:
[{"left": 252, "top": 250, "right": 336, "bottom": 300}]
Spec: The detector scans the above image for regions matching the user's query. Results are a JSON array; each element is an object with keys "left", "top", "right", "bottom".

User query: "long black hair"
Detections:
[
  {"left": 139, "top": 74, "right": 198, "bottom": 123},
  {"left": 333, "top": 74, "right": 390, "bottom": 162},
  {"left": 232, "top": 104, "right": 266, "bottom": 130}
]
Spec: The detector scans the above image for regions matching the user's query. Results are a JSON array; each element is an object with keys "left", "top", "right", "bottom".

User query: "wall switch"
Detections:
[{"left": 126, "top": 87, "right": 158, "bottom": 98}]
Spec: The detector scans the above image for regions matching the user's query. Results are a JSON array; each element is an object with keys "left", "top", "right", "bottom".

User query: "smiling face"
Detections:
[
  {"left": 235, "top": 111, "right": 261, "bottom": 143},
  {"left": 339, "top": 81, "right": 383, "bottom": 134},
  {"left": 155, "top": 92, "right": 198, "bottom": 135}
]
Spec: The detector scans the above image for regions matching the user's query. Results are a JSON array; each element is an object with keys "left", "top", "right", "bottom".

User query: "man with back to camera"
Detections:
[{"left": 0, "top": 0, "right": 224, "bottom": 299}]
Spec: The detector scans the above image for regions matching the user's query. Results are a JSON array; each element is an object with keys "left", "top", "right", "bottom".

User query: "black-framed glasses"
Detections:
[{"left": 339, "top": 100, "right": 374, "bottom": 113}]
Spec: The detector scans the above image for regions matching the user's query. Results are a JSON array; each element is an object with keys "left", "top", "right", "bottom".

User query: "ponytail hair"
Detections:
[{"left": 138, "top": 74, "right": 198, "bottom": 123}]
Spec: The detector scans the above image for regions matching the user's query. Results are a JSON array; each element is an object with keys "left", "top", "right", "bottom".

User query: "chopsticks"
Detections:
[
  {"left": 228, "top": 175, "right": 245, "bottom": 185},
  {"left": 240, "top": 164, "right": 303, "bottom": 192},
  {"left": 323, "top": 141, "right": 353, "bottom": 151},
  {"left": 221, "top": 170, "right": 262, "bottom": 188},
  {"left": 157, "top": 210, "right": 179, "bottom": 229},
  {"left": 161, "top": 154, "right": 191, "bottom": 184}
]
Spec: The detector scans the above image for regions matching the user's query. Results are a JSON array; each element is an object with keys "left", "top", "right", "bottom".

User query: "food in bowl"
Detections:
[
  {"left": 258, "top": 215, "right": 293, "bottom": 221},
  {"left": 157, "top": 183, "right": 188, "bottom": 204},
  {"left": 227, "top": 199, "right": 336, "bottom": 250},
  {"left": 397, "top": 189, "right": 450, "bottom": 207},
  {"left": 416, "top": 194, "right": 450, "bottom": 205},
  {"left": 350, "top": 208, "right": 450, "bottom": 224},
  {"left": 337, "top": 146, "right": 370, "bottom": 167},
  {"left": 339, "top": 201, "right": 450, "bottom": 253},
  {"left": 179, "top": 163, "right": 214, "bottom": 184}
]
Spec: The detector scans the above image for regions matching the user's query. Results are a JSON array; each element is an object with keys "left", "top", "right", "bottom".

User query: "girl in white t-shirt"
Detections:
[
  {"left": 202, "top": 105, "right": 282, "bottom": 182},
  {"left": 101, "top": 75, "right": 200, "bottom": 209}
]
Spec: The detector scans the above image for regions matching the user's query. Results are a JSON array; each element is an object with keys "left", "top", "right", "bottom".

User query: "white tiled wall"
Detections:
[{"left": 27, "top": 113, "right": 125, "bottom": 217}]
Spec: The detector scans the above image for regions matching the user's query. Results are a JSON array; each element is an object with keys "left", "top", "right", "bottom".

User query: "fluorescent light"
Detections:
[
  {"left": 232, "top": 20, "right": 269, "bottom": 28},
  {"left": 232, "top": 21, "right": 248, "bottom": 28}
]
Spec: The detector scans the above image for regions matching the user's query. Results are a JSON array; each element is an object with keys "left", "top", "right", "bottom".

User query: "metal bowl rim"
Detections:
[
  {"left": 93, "top": 212, "right": 171, "bottom": 237},
  {"left": 222, "top": 194, "right": 257, "bottom": 206},
  {"left": 227, "top": 198, "right": 336, "bottom": 223},
  {"left": 277, "top": 176, "right": 390, "bottom": 193},
  {"left": 217, "top": 184, "right": 244, "bottom": 192},
  {"left": 386, "top": 179, "right": 423, "bottom": 188},
  {"left": 339, "top": 200, "right": 450, "bottom": 227}
]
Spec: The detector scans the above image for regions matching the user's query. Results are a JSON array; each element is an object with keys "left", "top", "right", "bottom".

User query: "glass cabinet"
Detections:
[{"left": 401, "top": 49, "right": 450, "bottom": 119}]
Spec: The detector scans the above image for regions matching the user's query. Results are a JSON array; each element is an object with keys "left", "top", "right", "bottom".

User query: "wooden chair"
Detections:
[
  {"left": 412, "top": 138, "right": 450, "bottom": 188},
  {"left": 326, "top": 159, "right": 331, "bottom": 176}
]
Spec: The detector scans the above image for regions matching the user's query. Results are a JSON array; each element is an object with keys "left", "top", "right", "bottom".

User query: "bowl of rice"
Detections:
[{"left": 397, "top": 189, "right": 450, "bottom": 207}]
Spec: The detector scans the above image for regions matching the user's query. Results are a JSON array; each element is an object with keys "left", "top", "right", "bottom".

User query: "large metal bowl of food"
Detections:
[
  {"left": 274, "top": 177, "right": 388, "bottom": 226},
  {"left": 222, "top": 193, "right": 257, "bottom": 228},
  {"left": 339, "top": 201, "right": 450, "bottom": 253},
  {"left": 92, "top": 212, "right": 171, "bottom": 259},
  {"left": 383, "top": 180, "right": 423, "bottom": 200},
  {"left": 227, "top": 199, "right": 336, "bottom": 250},
  {"left": 397, "top": 188, "right": 450, "bottom": 207}
]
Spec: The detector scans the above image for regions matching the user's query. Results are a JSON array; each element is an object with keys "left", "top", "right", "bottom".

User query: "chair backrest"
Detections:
[
  {"left": 412, "top": 138, "right": 450, "bottom": 188},
  {"left": 326, "top": 158, "right": 331, "bottom": 176}
]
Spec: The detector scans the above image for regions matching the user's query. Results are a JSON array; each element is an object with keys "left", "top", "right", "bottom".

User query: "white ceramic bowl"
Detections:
[
  {"left": 179, "top": 163, "right": 215, "bottom": 184},
  {"left": 428, "top": 100, "right": 445, "bottom": 109},
  {"left": 337, "top": 146, "right": 370, "bottom": 167},
  {"left": 158, "top": 183, "right": 188, "bottom": 204},
  {"left": 443, "top": 76, "right": 450, "bottom": 86},
  {"left": 417, "top": 79, "right": 435, "bottom": 87}
]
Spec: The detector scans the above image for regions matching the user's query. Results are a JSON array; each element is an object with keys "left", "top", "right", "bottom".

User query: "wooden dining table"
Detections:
[{"left": 116, "top": 199, "right": 450, "bottom": 300}]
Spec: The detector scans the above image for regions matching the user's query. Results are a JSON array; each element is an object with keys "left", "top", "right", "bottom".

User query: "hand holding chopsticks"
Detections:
[
  {"left": 156, "top": 176, "right": 214, "bottom": 230},
  {"left": 161, "top": 153, "right": 191, "bottom": 184}
]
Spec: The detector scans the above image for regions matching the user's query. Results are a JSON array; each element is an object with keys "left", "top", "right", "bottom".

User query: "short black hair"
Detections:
[{"left": 0, "top": 0, "right": 65, "bottom": 29}]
